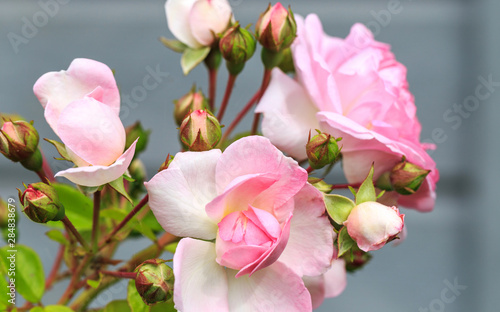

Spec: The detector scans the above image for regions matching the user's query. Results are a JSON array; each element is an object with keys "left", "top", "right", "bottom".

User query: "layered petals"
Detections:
[{"left": 33, "top": 58, "right": 120, "bottom": 134}]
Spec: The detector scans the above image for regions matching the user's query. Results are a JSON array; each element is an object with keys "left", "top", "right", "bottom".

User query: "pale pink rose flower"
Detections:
[
  {"left": 34, "top": 59, "right": 136, "bottom": 187},
  {"left": 145, "top": 136, "right": 335, "bottom": 311},
  {"left": 344, "top": 201, "right": 405, "bottom": 252},
  {"left": 165, "top": 0, "right": 232, "bottom": 49},
  {"left": 303, "top": 258, "right": 347, "bottom": 309},
  {"left": 256, "top": 15, "right": 439, "bottom": 212}
]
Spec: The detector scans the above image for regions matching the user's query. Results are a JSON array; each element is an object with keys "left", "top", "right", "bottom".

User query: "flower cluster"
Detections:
[{"left": 1, "top": 1, "right": 438, "bottom": 311}]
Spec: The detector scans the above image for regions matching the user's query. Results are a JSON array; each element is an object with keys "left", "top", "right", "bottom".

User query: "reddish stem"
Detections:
[
  {"left": 251, "top": 69, "right": 272, "bottom": 135},
  {"left": 45, "top": 244, "right": 65, "bottom": 290},
  {"left": 208, "top": 69, "right": 217, "bottom": 111},
  {"left": 217, "top": 74, "right": 237, "bottom": 122},
  {"left": 62, "top": 216, "right": 90, "bottom": 252},
  {"left": 306, "top": 166, "right": 314, "bottom": 174},
  {"left": 99, "top": 194, "right": 149, "bottom": 250},
  {"left": 91, "top": 191, "right": 101, "bottom": 253},
  {"left": 220, "top": 89, "right": 260, "bottom": 143},
  {"left": 57, "top": 254, "right": 92, "bottom": 305},
  {"left": 331, "top": 182, "right": 362, "bottom": 189},
  {"left": 41, "top": 150, "right": 56, "bottom": 183},
  {"left": 100, "top": 270, "right": 137, "bottom": 279}
]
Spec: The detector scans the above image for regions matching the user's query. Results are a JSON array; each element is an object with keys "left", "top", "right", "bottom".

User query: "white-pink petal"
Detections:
[
  {"left": 278, "top": 184, "right": 335, "bottom": 277},
  {"left": 165, "top": 0, "right": 202, "bottom": 49},
  {"left": 256, "top": 69, "right": 319, "bottom": 161},
  {"left": 189, "top": 0, "right": 232, "bottom": 46},
  {"left": 227, "top": 261, "right": 312, "bottom": 312},
  {"left": 145, "top": 150, "right": 221, "bottom": 240},
  {"left": 54, "top": 139, "right": 137, "bottom": 187},
  {"left": 173, "top": 238, "right": 229, "bottom": 312}
]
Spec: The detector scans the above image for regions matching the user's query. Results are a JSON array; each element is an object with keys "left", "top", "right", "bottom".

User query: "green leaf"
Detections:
[
  {"left": 47, "top": 183, "right": 93, "bottom": 231},
  {"left": 100, "top": 209, "right": 156, "bottom": 242},
  {"left": 181, "top": 47, "right": 211, "bottom": 75},
  {"left": 0, "top": 245, "right": 45, "bottom": 303},
  {"left": 108, "top": 177, "right": 133, "bottom": 204},
  {"left": 159, "top": 37, "right": 188, "bottom": 53},
  {"left": 165, "top": 242, "right": 179, "bottom": 254},
  {"left": 87, "top": 273, "right": 103, "bottom": 289},
  {"left": 45, "top": 229, "right": 69, "bottom": 246},
  {"left": 324, "top": 194, "right": 356, "bottom": 224},
  {"left": 150, "top": 300, "right": 176, "bottom": 312},
  {"left": 45, "top": 305, "right": 75, "bottom": 312},
  {"left": 355, "top": 165, "right": 377, "bottom": 205},
  {"left": 337, "top": 227, "right": 356, "bottom": 257},
  {"left": 127, "top": 279, "right": 150, "bottom": 312},
  {"left": 104, "top": 300, "right": 132, "bottom": 312},
  {"left": 29, "top": 308, "right": 44, "bottom": 312},
  {"left": 44, "top": 139, "right": 72, "bottom": 161}
]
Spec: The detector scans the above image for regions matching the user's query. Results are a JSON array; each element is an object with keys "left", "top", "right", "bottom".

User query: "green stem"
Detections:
[
  {"left": 91, "top": 191, "right": 101, "bottom": 253},
  {"left": 62, "top": 216, "right": 90, "bottom": 252}
]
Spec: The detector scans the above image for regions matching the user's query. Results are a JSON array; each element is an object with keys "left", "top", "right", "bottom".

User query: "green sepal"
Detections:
[
  {"left": 324, "top": 194, "right": 355, "bottom": 224},
  {"left": 103, "top": 300, "right": 132, "bottom": 312},
  {"left": 337, "top": 226, "right": 356, "bottom": 257},
  {"left": 181, "top": 47, "right": 211, "bottom": 75},
  {"left": 44, "top": 138, "right": 72, "bottom": 162},
  {"left": 127, "top": 279, "right": 151, "bottom": 312},
  {"left": 108, "top": 176, "right": 133, "bottom": 204},
  {"left": 165, "top": 241, "right": 179, "bottom": 254},
  {"left": 159, "top": 37, "right": 188, "bottom": 53},
  {"left": 44, "top": 305, "right": 75, "bottom": 312},
  {"left": 87, "top": 273, "right": 103, "bottom": 289},
  {"left": 355, "top": 164, "right": 377, "bottom": 205}
]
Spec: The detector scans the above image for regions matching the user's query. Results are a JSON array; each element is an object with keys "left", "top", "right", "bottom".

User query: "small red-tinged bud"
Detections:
[
  {"left": 158, "top": 154, "right": 174, "bottom": 172},
  {"left": 219, "top": 23, "right": 257, "bottom": 75},
  {"left": 18, "top": 182, "right": 65, "bottom": 224},
  {"left": 390, "top": 158, "right": 431, "bottom": 195},
  {"left": 173, "top": 87, "right": 210, "bottom": 126},
  {"left": 179, "top": 110, "right": 222, "bottom": 152},
  {"left": 306, "top": 130, "right": 342, "bottom": 170},
  {"left": 135, "top": 259, "right": 174, "bottom": 305},
  {"left": 125, "top": 122, "right": 151, "bottom": 156},
  {"left": 255, "top": 3, "right": 297, "bottom": 52},
  {"left": 345, "top": 250, "right": 372, "bottom": 273},
  {"left": 0, "top": 120, "right": 39, "bottom": 162}
]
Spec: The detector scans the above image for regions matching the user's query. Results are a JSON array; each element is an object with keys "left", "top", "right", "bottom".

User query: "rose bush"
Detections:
[{"left": 256, "top": 15, "right": 439, "bottom": 211}]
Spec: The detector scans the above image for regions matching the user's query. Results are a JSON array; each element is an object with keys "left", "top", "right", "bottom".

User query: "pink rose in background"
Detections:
[
  {"left": 344, "top": 201, "right": 405, "bottom": 252},
  {"left": 256, "top": 14, "right": 439, "bottom": 212},
  {"left": 145, "top": 136, "right": 337, "bottom": 311},
  {"left": 304, "top": 258, "right": 347, "bottom": 309},
  {"left": 165, "top": 0, "right": 232, "bottom": 49},
  {"left": 34, "top": 58, "right": 137, "bottom": 187}
]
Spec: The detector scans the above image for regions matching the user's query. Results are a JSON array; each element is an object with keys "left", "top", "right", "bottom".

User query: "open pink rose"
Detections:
[
  {"left": 344, "top": 201, "right": 405, "bottom": 252},
  {"left": 165, "top": 0, "right": 232, "bottom": 49},
  {"left": 304, "top": 258, "right": 347, "bottom": 309},
  {"left": 145, "top": 136, "right": 336, "bottom": 311},
  {"left": 256, "top": 15, "right": 439, "bottom": 211},
  {"left": 34, "top": 58, "right": 137, "bottom": 187}
]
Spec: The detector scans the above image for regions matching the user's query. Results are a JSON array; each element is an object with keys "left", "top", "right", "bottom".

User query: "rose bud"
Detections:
[
  {"left": 219, "top": 23, "right": 257, "bottom": 75},
  {"left": 344, "top": 201, "right": 404, "bottom": 252},
  {"left": 390, "top": 159, "right": 431, "bottom": 195},
  {"left": 306, "top": 130, "right": 342, "bottom": 170},
  {"left": 173, "top": 87, "right": 209, "bottom": 126},
  {"left": 125, "top": 122, "right": 151, "bottom": 156},
  {"left": 179, "top": 110, "right": 222, "bottom": 152},
  {"left": 255, "top": 3, "right": 297, "bottom": 53},
  {"left": 345, "top": 250, "right": 372, "bottom": 273},
  {"left": 18, "top": 182, "right": 65, "bottom": 224},
  {"left": 165, "top": 0, "right": 232, "bottom": 49},
  {"left": 135, "top": 259, "right": 174, "bottom": 305},
  {"left": 0, "top": 120, "right": 39, "bottom": 162},
  {"left": 0, "top": 113, "right": 24, "bottom": 127}
]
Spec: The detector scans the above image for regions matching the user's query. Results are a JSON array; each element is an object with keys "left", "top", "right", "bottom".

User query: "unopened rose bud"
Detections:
[
  {"left": 306, "top": 130, "right": 342, "bottom": 169},
  {"left": 255, "top": 3, "right": 297, "bottom": 53},
  {"left": 135, "top": 259, "right": 174, "bottom": 305},
  {"left": 173, "top": 87, "right": 209, "bottom": 126},
  {"left": 390, "top": 159, "right": 430, "bottom": 195},
  {"left": 345, "top": 250, "right": 372, "bottom": 273},
  {"left": 125, "top": 122, "right": 151, "bottom": 156},
  {"left": 344, "top": 201, "right": 404, "bottom": 252},
  {"left": 0, "top": 113, "right": 24, "bottom": 127},
  {"left": 158, "top": 154, "right": 174, "bottom": 172},
  {"left": 0, "top": 120, "right": 39, "bottom": 162},
  {"left": 219, "top": 24, "right": 257, "bottom": 75},
  {"left": 179, "top": 110, "right": 222, "bottom": 151},
  {"left": 18, "top": 182, "right": 65, "bottom": 224}
]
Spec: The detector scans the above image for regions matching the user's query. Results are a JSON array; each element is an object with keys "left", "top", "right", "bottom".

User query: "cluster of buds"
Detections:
[
  {"left": 377, "top": 157, "right": 431, "bottom": 195},
  {"left": 173, "top": 87, "right": 210, "bottom": 126},
  {"left": 135, "top": 259, "right": 174, "bottom": 305},
  {"left": 306, "top": 130, "right": 342, "bottom": 169},
  {"left": 179, "top": 110, "right": 222, "bottom": 152},
  {"left": 0, "top": 120, "right": 42, "bottom": 171},
  {"left": 219, "top": 23, "right": 257, "bottom": 75},
  {"left": 18, "top": 182, "right": 65, "bottom": 224}
]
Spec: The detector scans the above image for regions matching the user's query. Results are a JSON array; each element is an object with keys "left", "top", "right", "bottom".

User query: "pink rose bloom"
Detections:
[
  {"left": 304, "top": 258, "right": 347, "bottom": 309},
  {"left": 344, "top": 201, "right": 405, "bottom": 252},
  {"left": 34, "top": 58, "right": 137, "bottom": 187},
  {"left": 165, "top": 0, "right": 232, "bottom": 49},
  {"left": 145, "top": 136, "right": 336, "bottom": 311},
  {"left": 256, "top": 15, "right": 439, "bottom": 212}
]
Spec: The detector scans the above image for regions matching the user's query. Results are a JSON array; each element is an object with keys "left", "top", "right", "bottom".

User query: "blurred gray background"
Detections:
[{"left": 1, "top": 0, "right": 499, "bottom": 311}]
